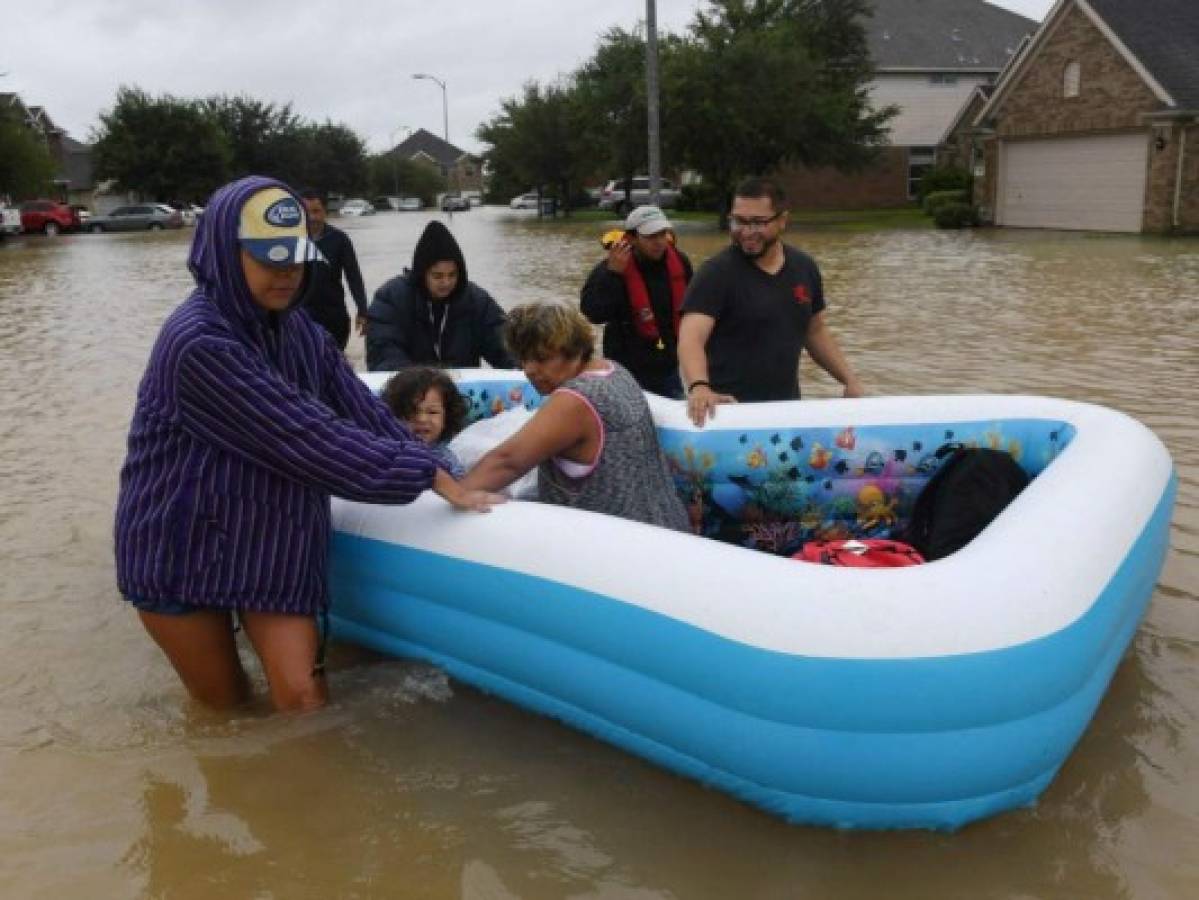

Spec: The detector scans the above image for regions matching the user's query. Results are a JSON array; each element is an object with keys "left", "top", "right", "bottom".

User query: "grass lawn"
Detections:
[{"left": 546, "top": 206, "right": 933, "bottom": 231}]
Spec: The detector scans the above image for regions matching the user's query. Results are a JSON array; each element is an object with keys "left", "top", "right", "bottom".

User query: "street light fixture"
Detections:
[{"left": 412, "top": 73, "right": 449, "bottom": 144}]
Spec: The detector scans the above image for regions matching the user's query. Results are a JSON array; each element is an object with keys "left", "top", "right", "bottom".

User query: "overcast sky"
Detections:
[{"left": 5, "top": 0, "right": 1054, "bottom": 155}]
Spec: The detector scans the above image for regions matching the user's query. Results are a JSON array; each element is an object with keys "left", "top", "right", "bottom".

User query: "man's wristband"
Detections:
[{"left": 687, "top": 380, "right": 711, "bottom": 395}]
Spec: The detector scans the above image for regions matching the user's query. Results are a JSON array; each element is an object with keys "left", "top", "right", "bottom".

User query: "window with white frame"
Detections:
[{"left": 1063, "top": 61, "right": 1081, "bottom": 98}]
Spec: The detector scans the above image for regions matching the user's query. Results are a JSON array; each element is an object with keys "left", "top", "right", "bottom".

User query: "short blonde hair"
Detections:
[{"left": 504, "top": 302, "right": 595, "bottom": 363}]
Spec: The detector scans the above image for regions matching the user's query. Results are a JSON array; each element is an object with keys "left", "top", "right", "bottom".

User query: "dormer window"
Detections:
[{"left": 1063, "top": 61, "right": 1081, "bottom": 98}]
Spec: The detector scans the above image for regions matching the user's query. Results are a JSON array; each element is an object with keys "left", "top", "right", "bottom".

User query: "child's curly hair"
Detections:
[{"left": 380, "top": 367, "right": 468, "bottom": 441}]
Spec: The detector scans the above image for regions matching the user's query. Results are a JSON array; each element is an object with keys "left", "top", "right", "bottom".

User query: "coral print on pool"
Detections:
[{"left": 661, "top": 421, "right": 1066, "bottom": 555}]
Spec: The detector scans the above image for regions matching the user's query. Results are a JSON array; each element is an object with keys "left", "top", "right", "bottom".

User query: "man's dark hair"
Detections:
[
  {"left": 734, "top": 177, "right": 789, "bottom": 214},
  {"left": 299, "top": 187, "right": 326, "bottom": 204}
]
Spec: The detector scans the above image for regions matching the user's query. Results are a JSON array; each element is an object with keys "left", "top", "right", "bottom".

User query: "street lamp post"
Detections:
[
  {"left": 646, "top": 0, "right": 662, "bottom": 206},
  {"left": 412, "top": 73, "right": 449, "bottom": 144}
]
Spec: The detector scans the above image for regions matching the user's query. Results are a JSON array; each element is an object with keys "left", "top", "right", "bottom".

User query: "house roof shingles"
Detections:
[
  {"left": 1086, "top": 0, "right": 1199, "bottom": 109},
  {"left": 394, "top": 128, "right": 470, "bottom": 167},
  {"left": 866, "top": 0, "right": 1038, "bottom": 71}
]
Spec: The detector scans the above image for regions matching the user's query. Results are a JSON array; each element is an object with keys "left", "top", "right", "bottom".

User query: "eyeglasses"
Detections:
[{"left": 728, "top": 212, "right": 782, "bottom": 232}]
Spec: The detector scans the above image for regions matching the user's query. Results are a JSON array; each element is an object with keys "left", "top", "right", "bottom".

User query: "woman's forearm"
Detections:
[{"left": 460, "top": 448, "right": 532, "bottom": 492}]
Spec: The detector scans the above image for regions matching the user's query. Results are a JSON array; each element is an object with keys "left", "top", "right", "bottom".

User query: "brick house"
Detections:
[
  {"left": 972, "top": 0, "right": 1199, "bottom": 233},
  {"left": 776, "top": 0, "right": 1035, "bottom": 209},
  {"left": 391, "top": 128, "right": 482, "bottom": 194}
]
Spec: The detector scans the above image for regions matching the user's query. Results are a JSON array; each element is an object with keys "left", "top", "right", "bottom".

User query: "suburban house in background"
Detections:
[
  {"left": 971, "top": 0, "right": 1199, "bottom": 233},
  {"left": 390, "top": 128, "right": 483, "bottom": 194},
  {"left": 776, "top": 0, "right": 1036, "bottom": 209},
  {"left": 0, "top": 93, "right": 95, "bottom": 207}
]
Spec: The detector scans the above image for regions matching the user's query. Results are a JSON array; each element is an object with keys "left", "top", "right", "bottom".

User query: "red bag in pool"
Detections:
[{"left": 795, "top": 539, "right": 925, "bottom": 567}]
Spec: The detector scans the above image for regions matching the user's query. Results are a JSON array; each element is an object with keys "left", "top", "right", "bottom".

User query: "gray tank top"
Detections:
[{"left": 538, "top": 362, "right": 689, "bottom": 532}]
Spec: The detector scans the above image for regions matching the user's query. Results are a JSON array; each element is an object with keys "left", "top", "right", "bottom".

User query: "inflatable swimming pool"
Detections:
[{"left": 328, "top": 370, "right": 1175, "bottom": 830}]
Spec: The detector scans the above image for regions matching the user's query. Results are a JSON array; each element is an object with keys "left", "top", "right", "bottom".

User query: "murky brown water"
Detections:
[{"left": 1, "top": 208, "right": 1196, "bottom": 899}]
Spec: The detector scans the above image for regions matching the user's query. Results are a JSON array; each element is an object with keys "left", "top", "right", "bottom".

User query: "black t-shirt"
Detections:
[{"left": 681, "top": 244, "right": 826, "bottom": 402}]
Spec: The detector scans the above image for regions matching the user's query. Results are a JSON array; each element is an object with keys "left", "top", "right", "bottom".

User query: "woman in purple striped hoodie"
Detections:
[{"left": 114, "top": 176, "right": 501, "bottom": 713}]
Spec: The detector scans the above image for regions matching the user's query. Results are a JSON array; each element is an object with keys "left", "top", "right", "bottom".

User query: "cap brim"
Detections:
[
  {"left": 636, "top": 221, "right": 672, "bottom": 235},
  {"left": 241, "top": 236, "right": 326, "bottom": 267}
]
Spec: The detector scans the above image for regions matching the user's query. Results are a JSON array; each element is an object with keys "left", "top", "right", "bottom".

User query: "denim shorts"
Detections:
[{"left": 126, "top": 594, "right": 202, "bottom": 616}]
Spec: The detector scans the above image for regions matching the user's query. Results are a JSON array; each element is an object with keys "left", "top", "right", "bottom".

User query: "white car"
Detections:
[
  {"left": 509, "top": 192, "right": 539, "bottom": 209},
  {"left": 0, "top": 204, "right": 22, "bottom": 238},
  {"left": 397, "top": 197, "right": 423, "bottom": 211},
  {"left": 340, "top": 198, "right": 375, "bottom": 216},
  {"left": 598, "top": 177, "right": 682, "bottom": 211}
]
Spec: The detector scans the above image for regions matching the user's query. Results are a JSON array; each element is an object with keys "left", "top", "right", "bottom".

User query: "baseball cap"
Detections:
[
  {"left": 624, "top": 205, "right": 673, "bottom": 235},
  {"left": 238, "top": 187, "right": 324, "bottom": 267}
]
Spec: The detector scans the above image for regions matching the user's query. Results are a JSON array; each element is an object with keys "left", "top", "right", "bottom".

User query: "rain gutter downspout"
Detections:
[{"left": 1174, "top": 124, "right": 1188, "bottom": 230}]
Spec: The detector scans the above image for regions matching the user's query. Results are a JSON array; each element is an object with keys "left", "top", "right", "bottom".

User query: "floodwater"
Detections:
[{"left": 1, "top": 207, "right": 1196, "bottom": 899}]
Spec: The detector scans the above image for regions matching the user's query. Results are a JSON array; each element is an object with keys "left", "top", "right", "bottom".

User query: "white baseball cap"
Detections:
[{"left": 624, "top": 205, "right": 673, "bottom": 236}]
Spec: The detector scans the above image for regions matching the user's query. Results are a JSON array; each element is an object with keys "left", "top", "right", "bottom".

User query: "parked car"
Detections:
[
  {"left": 340, "top": 198, "right": 375, "bottom": 216},
  {"left": 598, "top": 177, "right": 682, "bottom": 212},
  {"left": 0, "top": 203, "right": 22, "bottom": 239},
  {"left": 372, "top": 196, "right": 400, "bottom": 212},
  {"left": 177, "top": 204, "right": 204, "bottom": 226},
  {"left": 86, "top": 204, "right": 184, "bottom": 233},
  {"left": 397, "top": 197, "right": 423, "bottom": 211},
  {"left": 509, "top": 192, "right": 539, "bottom": 210},
  {"left": 20, "top": 199, "right": 81, "bottom": 235},
  {"left": 441, "top": 193, "right": 470, "bottom": 212},
  {"left": 70, "top": 205, "right": 92, "bottom": 225}
]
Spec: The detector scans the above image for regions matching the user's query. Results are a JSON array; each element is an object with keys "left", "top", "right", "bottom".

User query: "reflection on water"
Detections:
[{"left": 1, "top": 210, "right": 1197, "bottom": 898}]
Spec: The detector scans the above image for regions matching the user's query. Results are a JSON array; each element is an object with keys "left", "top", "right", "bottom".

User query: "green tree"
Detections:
[
  {"left": 0, "top": 114, "right": 55, "bottom": 199},
  {"left": 200, "top": 95, "right": 301, "bottom": 179},
  {"left": 367, "top": 154, "right": 446, "bottom": 205},
  {"left": 93, "top": 87, "right": 231, "bottom": 202},
  {"left": 573, "top": 27, "right": 651, "bottom": 198},
  {"left": 664, "top": 0, "right": 894, "bottom": 220},
  {"left": 289, "top": 122, "right": 369, "bottom": 197},
  {"left": 477, "top": 80, "right": 592, "bottom": 214}
]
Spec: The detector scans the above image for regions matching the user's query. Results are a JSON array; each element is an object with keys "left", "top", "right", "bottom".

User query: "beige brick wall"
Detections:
[
  {"left": 981, "top": 3, "right": 1199, "bottom": 233},
  {"left": 993, "top": 5, "right": 1158, "bottom": 137}
]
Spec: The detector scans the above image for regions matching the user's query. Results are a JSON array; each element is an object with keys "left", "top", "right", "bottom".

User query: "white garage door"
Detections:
[{"left": 999, "top": 133, "right": 1149, "bottom": 232}]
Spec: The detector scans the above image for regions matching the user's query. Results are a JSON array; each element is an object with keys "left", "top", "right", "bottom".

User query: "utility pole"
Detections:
[{"left": 645, "top": 0, "right": 662, "bottom": 206}]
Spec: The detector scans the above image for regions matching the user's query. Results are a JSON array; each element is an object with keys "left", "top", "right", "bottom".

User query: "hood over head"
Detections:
[
  {"left": 188, "top": 175, "right": 319, "bottom": 336},
  {"left": 410, "top": 220, "right": 468, "bottom": 300}
]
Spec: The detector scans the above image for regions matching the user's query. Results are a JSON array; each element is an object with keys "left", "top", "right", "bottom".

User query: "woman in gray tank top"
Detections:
[{"left": 459, "top": 302, "right": 689, "bottom": 532}]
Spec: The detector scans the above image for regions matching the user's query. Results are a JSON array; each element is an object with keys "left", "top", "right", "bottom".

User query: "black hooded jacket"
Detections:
[{"left": 365, "top": 221, "right": 516, "bottom": 371}]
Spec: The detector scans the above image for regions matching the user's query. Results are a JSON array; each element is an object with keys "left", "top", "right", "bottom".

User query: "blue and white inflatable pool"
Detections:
[{"left": 329, "top": 370, "right": 1175, "bottom": 830}]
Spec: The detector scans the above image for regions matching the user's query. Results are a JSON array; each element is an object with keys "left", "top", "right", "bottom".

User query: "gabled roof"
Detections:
[
  {"left": 940, "top": 83, "right": 996, "bottom": 143},
  {"left": 1086, "top": 0, "right": 1199, "bottom": 109},
  {"left": 976, "top": 0, "right": 1199, "bottom": 124},
  {"left": 866, "top": 0, "right": 1038, "bottom": 72},
  {"left": 394, "top": 128, "right": 471, "bottom": 167}
]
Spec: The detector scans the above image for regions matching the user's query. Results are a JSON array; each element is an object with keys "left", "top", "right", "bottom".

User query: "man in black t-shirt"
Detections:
[
  {"left": 299, "top": 189, "right": 368, "bottom": 350},
  {"left": 678, "top": 177, "right": 864, "bottom": 426}
]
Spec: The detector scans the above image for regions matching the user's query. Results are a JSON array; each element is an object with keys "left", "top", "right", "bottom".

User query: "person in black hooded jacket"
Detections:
[{"left": 366, "top": 220, "right": 516, "bottom": 371}]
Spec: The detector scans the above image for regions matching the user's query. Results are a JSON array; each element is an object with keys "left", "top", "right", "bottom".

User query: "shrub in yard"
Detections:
[
  {"left": 918, "top": 165, "right": 972, "bottom": 203},
  {"left": 923, "top": 189, "right": 968, "bottom": 215},
  {"left": 934, "top": 202, "right": 978, "bottom": 229}
]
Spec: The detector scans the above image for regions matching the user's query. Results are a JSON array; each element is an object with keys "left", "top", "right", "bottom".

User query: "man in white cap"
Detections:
[{"left": 580, "top": 204, "right": 692, "bottom": 399}]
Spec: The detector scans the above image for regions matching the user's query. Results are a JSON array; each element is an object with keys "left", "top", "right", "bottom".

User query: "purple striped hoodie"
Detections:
[{"left": 114, "top": 176, "right": 438, "bottom": 614}]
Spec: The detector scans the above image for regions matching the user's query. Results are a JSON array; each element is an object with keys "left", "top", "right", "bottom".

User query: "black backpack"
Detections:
[{"left": 902, "top": 445, "right": 1029, "bottom": 561}]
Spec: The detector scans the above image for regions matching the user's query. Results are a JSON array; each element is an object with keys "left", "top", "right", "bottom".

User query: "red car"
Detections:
[{"left": 20, "top": 200, "right": 81, "bottom": 236}]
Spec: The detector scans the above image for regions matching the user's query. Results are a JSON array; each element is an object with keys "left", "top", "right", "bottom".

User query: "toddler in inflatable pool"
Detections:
[{"left": 381, "top": 367, "right": 467, "bottom": 478}]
